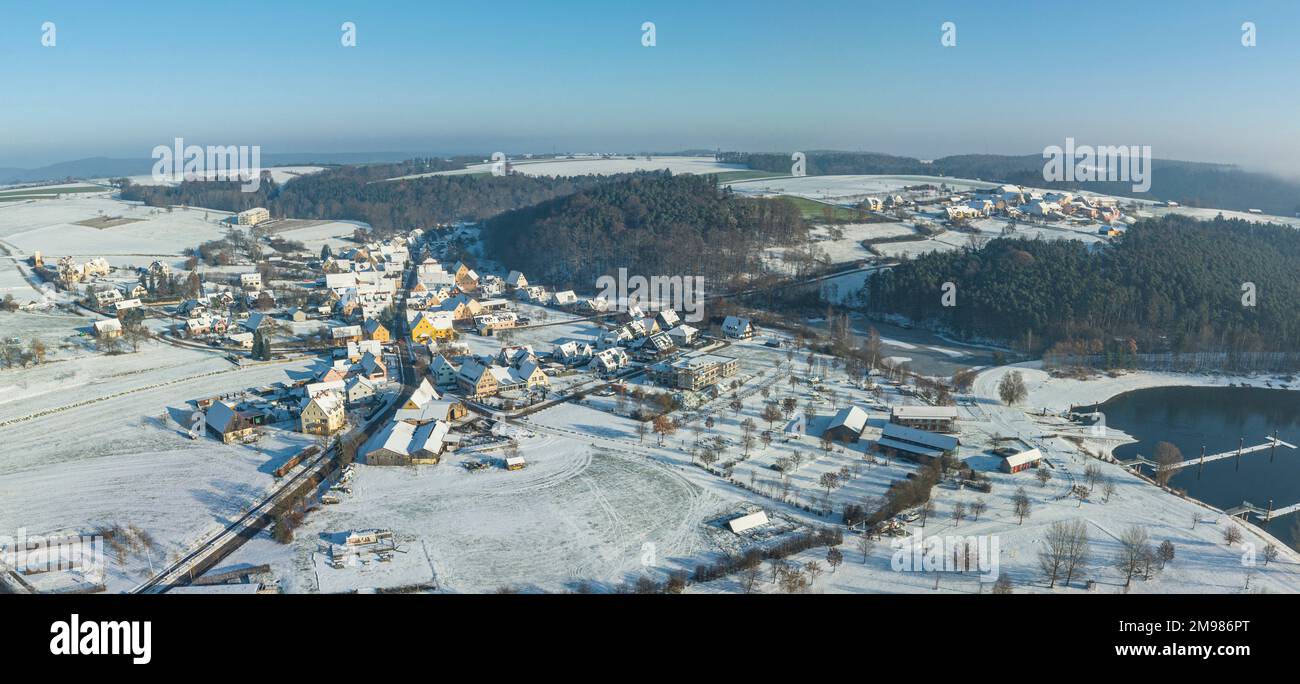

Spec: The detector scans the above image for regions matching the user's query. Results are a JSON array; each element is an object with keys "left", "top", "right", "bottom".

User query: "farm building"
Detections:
[
  {"left": 205, "top": 401, "right": 259, "bottom": 444},
  {"left": 92, "top": 319, "right": 123, "bottom": 338},
  {"left": 1001, "top": 448, "right": 1044, "bottom": 473},
  {"left": 876, "top": 423, "right": 959, "bottom": 464},
  {"left": 364, "top": 420, "right": 451, "bottom": 466},
  {"left": 825, "top": 405, "right": 871, "bottom": 443},
  {"left": 890, "top": 406, "right": 959, "bottom": 433}
]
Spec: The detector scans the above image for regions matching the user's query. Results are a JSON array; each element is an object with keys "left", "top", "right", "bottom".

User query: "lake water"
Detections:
[{"left": 1100, "top": 386, "right": 1300, "bottom": 549}]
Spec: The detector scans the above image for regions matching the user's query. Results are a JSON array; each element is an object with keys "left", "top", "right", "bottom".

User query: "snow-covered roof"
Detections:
[
  {"left": 728, "top": 510, "right": 769, "bottom": 534},
  {"left": 827, "top": 405, "right": 870, "bottom": 435},
  {"left": 880, "top": 422, "right": 959, "bottom": 452},
  {"left": 1004, "top": 448, "right": 1043, "bottom": 469},
  {"left": 891, "top": 406, "right": 959, "bottom": 420},
  {"left": 407, "top": 378, "right": 440, "bottom": 407}
]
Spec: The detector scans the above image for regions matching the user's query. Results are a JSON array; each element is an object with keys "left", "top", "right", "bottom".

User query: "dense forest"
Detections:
[
  {"left": 719, "top": 151, "right": 1300, "bottom": 216},
  {"left": 118, "top": 160, "right": 616, "bottom": 236},
  {"left": 863, "top": 215, "right": 1300, "bottom": 355},
  {"left": 481, "top": 172, "right": 808, "bottom": 288}
]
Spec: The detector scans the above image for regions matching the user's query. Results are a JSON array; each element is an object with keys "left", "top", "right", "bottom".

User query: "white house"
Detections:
[{"left": 721, "top": 316, "right": 753, "bottom": 340}]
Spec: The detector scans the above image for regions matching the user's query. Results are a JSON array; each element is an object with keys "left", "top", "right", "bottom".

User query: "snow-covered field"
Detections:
[
  {"left": 266, "top": 219, "right": 366, "bottom": 254},
  {"left": 407, "top": 155, "right": 745, "bottom": 180},
  {"left": 112, "top": 165, "right": 325, "bottom": 187},
  {"left": 263, "top": 427, "right": 730, "bottom": 593},
  {"left": 0, "top": 195, "right": 230, "bottom": 260},
  {"left": 0, "top": 340, "right": 319, "bottom": 593},
  {"left": 727, "top": 174, "right": 997, "bottom": 200}
]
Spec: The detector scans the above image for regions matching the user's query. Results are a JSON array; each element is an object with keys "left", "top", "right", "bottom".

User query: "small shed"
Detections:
[{"left": 1001, "top": 448, "right": 1043, "bottom": 473}]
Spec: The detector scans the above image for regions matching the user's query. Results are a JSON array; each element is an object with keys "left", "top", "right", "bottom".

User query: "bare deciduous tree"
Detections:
[
  {"left": 1115, "top": 525, "right": 1151, "bottom": 588},
  {"left": 1013, "top": 487, "right": 1032, "bottom": 525}
]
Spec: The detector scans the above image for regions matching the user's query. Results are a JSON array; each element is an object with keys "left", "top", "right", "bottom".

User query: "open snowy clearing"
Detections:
[
  {"left": 405, "top": 155, "right": 745, "bottom": 180},
  {"left": 0, "top": 196, "right": 230, "bottom": 260},
  {"left": 112, "top": 166, "right": 325, "bottom": 187},
  {"left": 727, "top": 174, "right": 997, "bottom": 200}
]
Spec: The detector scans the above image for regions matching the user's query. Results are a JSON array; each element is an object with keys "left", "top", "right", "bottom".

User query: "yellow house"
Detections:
[
  {"left": 410, "top": 312, "right": 454, "bottom": 343},
  {"left": 300, "top": 391, "right": 346, "bottom": 436},
  {"left": 515, "top": 361, "right": 550, "bottom": 389},
  {"left": 456, "top": 362, "right": 499, "bottom": 398},
  {"left": 364, "top": 319, "right": 391, "bottom": 343}
]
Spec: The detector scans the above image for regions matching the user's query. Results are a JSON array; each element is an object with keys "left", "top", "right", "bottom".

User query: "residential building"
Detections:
[
  {"left": 236, "top": 207, "right": 271, "bottom": 226},
  {"left": 648, "top": 353, "right": 739, "bottom": 391},
  {"left": 456, "top": 360, "right": 499, "bottom": 398},
  {"left": 428, "top": 355, "right": 460, "bottom": 386},
  {"left": 300, "top": 391, "right": 346, "bottom": 436},
  {"left": 364, "top": 318, "right": 391, "bottom": 343},
  {"left": 721, "top": 316, "right": 754, "bottom": 340}
]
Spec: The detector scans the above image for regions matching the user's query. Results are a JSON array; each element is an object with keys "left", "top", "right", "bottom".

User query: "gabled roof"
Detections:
[
  {"left": 205, "top": 401, "right": 244, "bottom": 433},
  {"left": 1004, "top": 448, "right": 1043, "bottom": 469},
  {"left": 429, "top": 354, "right": 460, "bottom": 375},
  {"left": 301, "top": 390, "right": 344, "bottom": 414},
  {"left": 365, "top": 420, "right": 416, "bottom": 457},
  {"left": 880, "top": 422, "right": 959, "bottom": 452},
  {"left": 827, "top": 405, "right": 870, "bottom": 435},
  {"left": 891, "top": 406, "right": 959, "bottom": 421},
  {"left": 407, "top": 378, "right": 440, "bottom": 407},
  {"left": 457, "top": 359, "right": 492, "bottom": 384}
]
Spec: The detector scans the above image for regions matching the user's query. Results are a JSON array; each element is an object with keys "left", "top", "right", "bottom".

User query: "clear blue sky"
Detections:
[{"left": 2, "top": 0, "right": 1298, "bottom": 172}]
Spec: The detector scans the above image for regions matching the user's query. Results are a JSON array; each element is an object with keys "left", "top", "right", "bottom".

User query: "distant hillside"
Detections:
[
  {"left": 0, "top": 152, "right": 464, "bottom": 186},
  {"left": 0, "top": 157, "right": 155, "bottom": 185},
  {"left": 482, "top": 172, "right": 808, "bottom": 288},
  {"left": 119, "top": 161, "right": 613, "bottom": 236},
  {"left": 719, "top": 151, "right": 1300, "bottom": 216}
]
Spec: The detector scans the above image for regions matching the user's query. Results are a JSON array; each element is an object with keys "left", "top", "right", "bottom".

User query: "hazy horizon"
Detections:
[{"left": 4, "top": 0, "right": 1300, "bottom": 176}]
